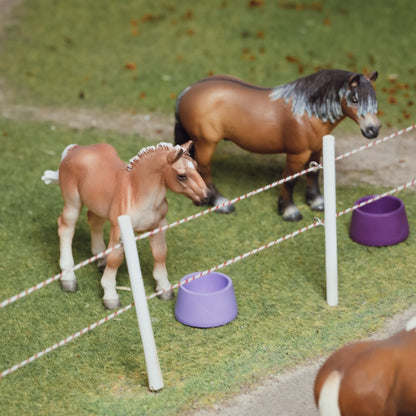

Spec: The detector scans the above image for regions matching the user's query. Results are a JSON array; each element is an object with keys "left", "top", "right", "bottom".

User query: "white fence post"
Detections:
[
  {"left": 323, "top": 135, "right": 338, "bottom": 306},
  {"left": 118, "top": 215, "right": 164, "bottom": 391}
]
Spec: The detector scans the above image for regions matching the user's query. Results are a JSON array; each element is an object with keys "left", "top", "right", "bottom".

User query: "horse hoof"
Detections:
[
  {"left": 307, "top": 195, "right": 324, "bottom": 211},
  {"left": 210, "top": 195, "right": 235, "bottom": 214},
  {"left": 282, "top": 206, "right": 303, "bottom": 222},
  {"left": 60, "top": 279, "right": 78, "bottom": 292},
  {"left": 215, "top": 203, "right": 235, "bottom": 214},
  {"left": 157, "top": 289, "right": 175, "bottom": 301},
  {"left": 103, "top": 298, "right": 121, "bottom": 309}
]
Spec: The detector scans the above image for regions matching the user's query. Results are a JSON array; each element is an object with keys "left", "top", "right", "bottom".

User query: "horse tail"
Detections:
[
  {"left": 174, "top": 86, "right": 192, "bottom": 147},
  {"left": 318, "top": 370, "right": 342, "bottom": 416},
  {"left": 41, "top": 144, "right": 78, "bottom": 186}
]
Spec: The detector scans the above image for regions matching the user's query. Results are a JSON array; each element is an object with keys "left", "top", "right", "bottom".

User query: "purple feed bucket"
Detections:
[
  {"left": 349, "top": 195, "right": 409, "bottom": 246},
  {"left": 174, "top": 272, "right": 238, "bottom": 328}
]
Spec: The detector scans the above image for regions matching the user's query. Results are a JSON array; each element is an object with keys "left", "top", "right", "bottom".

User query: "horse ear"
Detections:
[
  {"left": 167, "top": 147, "right": 184, "bottom": 164},
  {"left": 348, "top": 74, "right": 360, "bottom": 88},
  {"left": 366, "top": 71, "right": 378, "bottom": 83},
  {"left": 182, "top": 140, "right": 194, "bottom": 155}
]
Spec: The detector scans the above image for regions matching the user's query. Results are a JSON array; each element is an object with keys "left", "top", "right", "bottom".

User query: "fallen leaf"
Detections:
[
  {"left": 125, "top": 62, "right": 136, "bottom": 70},
  {"left": 286, "top": 55, "right": 298, "bottom": 63},
  {"left": 249, "top": 0, "right": 264, "bottom": 7}
]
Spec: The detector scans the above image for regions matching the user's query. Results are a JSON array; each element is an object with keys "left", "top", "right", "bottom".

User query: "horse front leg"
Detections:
[
  {"left": 195, "top": 140, "right": 234, "bottom": 213},
  {"left": 58, "top": 202, "right": 82, "bottom": 292},
  {"left": 278, "top": 151, "right": 312, "bottom": 221},
  {"left": 305, "top": 150, "right": 324, "bottom": 212},
  {"left": 148, "top": 222, "right": 174, "bottom": 300},
  {"left": 87, "top": 210, "right": 107, "bottom": 272},
  {"left": 101, "top": 225, "right": 123, "bottom": 309}
]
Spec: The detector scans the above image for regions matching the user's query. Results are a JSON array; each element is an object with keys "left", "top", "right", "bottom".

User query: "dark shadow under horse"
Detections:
[{"left": 174, "top": 69, "right": 381, "bottom": 221}]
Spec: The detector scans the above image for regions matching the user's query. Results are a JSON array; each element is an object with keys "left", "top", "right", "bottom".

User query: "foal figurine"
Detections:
[
  {"left": 42, "top": 141, "right": 210, "bottom": 309},
  {"left": 175, "top": 69, "right": 381, "bottom": 221},
  {"left": 314, "top": 316, "right": 416, "bottom": 416}
]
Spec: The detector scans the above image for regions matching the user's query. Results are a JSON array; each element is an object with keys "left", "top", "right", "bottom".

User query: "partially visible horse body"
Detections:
[
  {"left": 175, "top": 70, "right": 381, "bottom": 221},
  {"left": 314, "top": 316, "right": 416, "bottom": 416},
  {"left": 42, "top": 141, "right": 209, "bottom": 309}
]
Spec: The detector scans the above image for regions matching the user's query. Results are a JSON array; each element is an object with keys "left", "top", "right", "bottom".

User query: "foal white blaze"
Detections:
[{"left": 42, "top": 141, "right": 209, "bottom": 309}]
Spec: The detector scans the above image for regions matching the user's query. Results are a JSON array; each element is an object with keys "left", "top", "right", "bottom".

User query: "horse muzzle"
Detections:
[{"left": 361, "top": 124, "right": 380, "bottom": 139}]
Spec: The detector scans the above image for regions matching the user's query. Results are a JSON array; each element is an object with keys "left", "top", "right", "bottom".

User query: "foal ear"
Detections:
[
  {"left": 167, "top": 147, "right": 184, "bottom": 164},
  {"left": 182, "top": 140, "right": 194, "bottom": 155},
  {"left": 366, "top": 71, "right": 378, "bottom": 83}
]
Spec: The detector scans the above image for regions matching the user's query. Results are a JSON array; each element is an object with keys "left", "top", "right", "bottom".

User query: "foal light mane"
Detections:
[
  {"left": 269, "top": 69, "right": 378, "bottom": 123},
  {"left": 126, "top": 142, "right": 180, "bottom": 171}
]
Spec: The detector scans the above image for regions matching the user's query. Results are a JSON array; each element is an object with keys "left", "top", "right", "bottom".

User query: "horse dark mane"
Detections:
[{"left": 269, "top": 69, "right": 378, "bottom": 123}]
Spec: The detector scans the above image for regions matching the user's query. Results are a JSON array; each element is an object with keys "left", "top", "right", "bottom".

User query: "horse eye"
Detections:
[
  {"left": 350, "top": 94, "right": 358, "bottom": 104},
  {"left": 177, "top": 174, "right": 187, "bottom": 182}
]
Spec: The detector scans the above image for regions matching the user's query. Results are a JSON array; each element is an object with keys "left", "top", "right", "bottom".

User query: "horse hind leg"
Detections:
[
  {"left": 305, "top": 151, "right": 324, "bottom": 212},
  {"left": 58, "top": 201, "right": 82, "bottom": 292},
  {"left": 87, "top": 210, "right": 107, "bottom": 272}
]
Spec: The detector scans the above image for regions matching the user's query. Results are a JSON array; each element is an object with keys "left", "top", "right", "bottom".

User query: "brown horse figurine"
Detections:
[
  {"left": 42, "top": 141, "right": 210, "bottom": 309},
  {"left": 174, "top": 70, "right": 381, "bottom": 221},
  {"left": 314, "top": 316, "right": 416, "bottom": 415}
]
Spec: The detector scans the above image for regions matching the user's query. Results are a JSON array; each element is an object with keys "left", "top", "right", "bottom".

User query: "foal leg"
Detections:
[
  {"left": 87, "top": 210, "right": 107, "bottom": 272},
  {"left": 305, "top": 150, "right": 324, "bottom": 211},
  {"left": 278, "top": 151, "right": 312, "bottom": 221},
  {"left": 195, "top": 140, "right": 235, "bottom": 213},
  {"left": 148, "top": 221, "right": 174, "bottom": 300},
  {"left": 58, "top": 201, "right": 82, "bottom": 292},
  {"left": 101, "top": 225, "right": 123, "bottom": 309}
]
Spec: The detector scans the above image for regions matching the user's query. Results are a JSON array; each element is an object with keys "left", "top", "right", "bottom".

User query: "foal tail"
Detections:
[
  {"left": 317, "top": 370, "right": 342, "bottom": 416},
  {"left": 41, "top": 144, "right": 78, "bottom": 186}
]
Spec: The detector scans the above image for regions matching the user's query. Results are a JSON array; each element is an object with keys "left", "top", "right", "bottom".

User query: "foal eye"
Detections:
[
  {"left": 177, "top": 174, "right": 187, "bottom": 182},
  {"left": 350, "top": 94, "right": 359, "bottom": 104}
]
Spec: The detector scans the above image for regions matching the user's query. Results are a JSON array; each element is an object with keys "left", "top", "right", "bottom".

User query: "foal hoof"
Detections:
[
  {"left": 60, "top": 279, "right": 78, "bottom": 292},
  {"left": 281, "top": 205, "right": 303, "bottom": 222},
  {"left": 103, "top": 298, "right": 121, "bottom": 310},
  {"left": 307, "top": 195, "right": 324, "bottom": 211},
  {"left": 157, "top": 289, "right": 175, "bottom": 301}
]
